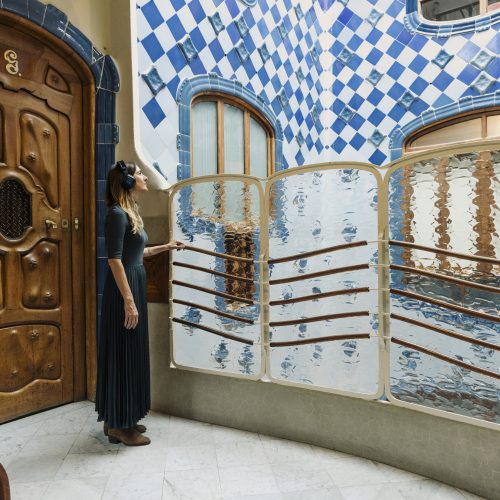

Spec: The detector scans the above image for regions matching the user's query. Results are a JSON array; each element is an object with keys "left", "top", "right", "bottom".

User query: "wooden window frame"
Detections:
[
  {"left": 404, "top": 108, "right": 500, "bottom": 153},
  {"left": 191, "top": 92, "right": 275, "bottom": 177},
  {"left": 418, "top": 0, "right": 493, "bottom": 20}
]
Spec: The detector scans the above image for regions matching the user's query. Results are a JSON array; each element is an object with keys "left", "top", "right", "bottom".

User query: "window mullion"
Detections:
[
  {"left": 244, "top": 111, "right": 250, "bottom": 175},
  {"left": 217, "top": 100, "right": 224, "bottom": 174}
]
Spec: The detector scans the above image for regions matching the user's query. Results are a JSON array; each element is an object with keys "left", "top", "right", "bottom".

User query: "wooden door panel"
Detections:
[
  {"left": 0, "top": 20, "right": 83, "bottom": 422},
  {"left": 21, "top": 241, "right": 59, "bottom": 309}
]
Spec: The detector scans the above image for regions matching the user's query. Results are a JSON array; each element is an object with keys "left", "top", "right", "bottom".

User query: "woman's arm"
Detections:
[
  {"left": 108, "top": 259, "right": 138, "bottom": 330},
  {"left": 143, "top": 240, "right": 185, "bottom": 258}
]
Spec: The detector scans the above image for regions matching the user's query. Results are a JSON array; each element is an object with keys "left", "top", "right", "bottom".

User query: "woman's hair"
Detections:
[{"left": 105, "top": 161, "right": 144, "bottom": 234}]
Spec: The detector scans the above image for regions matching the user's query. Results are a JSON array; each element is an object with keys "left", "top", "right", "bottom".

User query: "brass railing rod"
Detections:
[
  {"left": 270, "top": 264, "right": 369, "bottom": 285},
  {"left": 391, "top": 337, "right": 500, "bottom": 380},
  {"left": 183, "top": 244, "right": 254, "bottom": 263},
  {"left": 173, "top": 318, "right": 254, "bottom": 345},
  {"left": 270, "top": 311, "right": 369, "bottom": 327},
  {"left": 270, "top": 333, "right": 370, "bottom": 347},
  {"left": 391, "top": 264, "right": 499, "bottom": 293},
  {"left": 270, "top": 287, "right": 369, "bottom": 306},
  {"left": 174, "top": 261, "right": 254, "bottom": 284},
  {"left": 173, "top": 299, "right": 255, "bottom": 324},
  {"left": 390, "top": 288, "right": 499, "bottom": 323},
  {"left": 173, "top": 280, "right": 254, "bottom": 305},
  {"left": 269, "top": 240, "right": 368, "bottom": 264},
  {"left": 389, "top": 240, "right": 500, "bottom": 265},
  {"left": 391, "top": 313, "right": 500, "bottom": 351}
]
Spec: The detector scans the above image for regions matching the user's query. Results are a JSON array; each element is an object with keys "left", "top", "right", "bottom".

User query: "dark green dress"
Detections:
[{"left": 95, "top": 205, "right": 150, "bottom": 429}]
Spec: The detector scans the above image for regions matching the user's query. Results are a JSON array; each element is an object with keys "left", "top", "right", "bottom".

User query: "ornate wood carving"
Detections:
[{"left": 45, "top": 66, "right": 70, "bottom": 93}]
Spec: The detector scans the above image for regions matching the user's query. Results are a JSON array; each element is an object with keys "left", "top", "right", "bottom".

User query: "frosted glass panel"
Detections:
[
  {"left": 409, "top": 119, "right": 482, "bottom": 149},
  {"left": 487, "top": 115, "right": 500, "bottom": 138},
  {"left": 250, "top": 117, "right": 267, "bottom": 178},
  {"left": 171, "top": 178, "right": 262, "bottom": 378},
  {"left": 388, "top": 150, "right": 500, "bottom": 424},
  {"left": 192, "top": 101, "right": 217, "bottom": 175},
  {"left": 267, "top": 168, "right": 380, "bottom": 395},
  {"left": 224, "top": 104, "right": 244, "bottom": 174}
]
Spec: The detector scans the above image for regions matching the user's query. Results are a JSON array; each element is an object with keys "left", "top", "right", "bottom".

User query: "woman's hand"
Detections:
[
  {"left": 164, "top": 240, "right": 185, "bottom": 251},
  {"left": 124, "top": 298, "right": 139, "bottom": 329}
]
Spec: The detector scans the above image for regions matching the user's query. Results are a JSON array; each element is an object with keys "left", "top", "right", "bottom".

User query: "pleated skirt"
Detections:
[{"left": 95, "top": 264, "right": 150, "bottom": 429}]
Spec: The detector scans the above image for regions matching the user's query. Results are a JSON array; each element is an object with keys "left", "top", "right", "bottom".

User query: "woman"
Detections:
[{"left": 95, "top": 160, "right": 183, "bottom": 446}]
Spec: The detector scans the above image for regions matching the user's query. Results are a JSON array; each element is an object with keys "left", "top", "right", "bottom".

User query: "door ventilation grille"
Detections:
[{"left": 0, "top": 178, "right": 32, "bottom": 240}]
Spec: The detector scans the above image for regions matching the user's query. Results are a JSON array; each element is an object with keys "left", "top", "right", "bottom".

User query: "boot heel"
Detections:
[{"left": 108, "top": 436, "right": 119, "bottom": 444}]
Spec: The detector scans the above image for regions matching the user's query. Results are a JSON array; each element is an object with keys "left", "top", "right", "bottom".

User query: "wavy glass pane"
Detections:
[
  {"left": 250, "top": 117, "right": 267, "bottom": 178},
  {"left": 267, "top": 168, "right": 380, "bottom": 395},
  {"left": 388, "top": 150, "right": 500, "bottom": 423},
  {"left": 171, "top": 178, "right": 262, "bottom": 377},
  {"left": 223, "top": 104, "right": 244, "bottom": 174},
  {"left": 192, "top": 101, "right": 217, "bottom": 176}
]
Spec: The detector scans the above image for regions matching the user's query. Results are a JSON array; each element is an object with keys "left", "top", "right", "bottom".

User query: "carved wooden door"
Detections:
[{"left": 0, "top": 21, "right": 84, "bottom": 422}]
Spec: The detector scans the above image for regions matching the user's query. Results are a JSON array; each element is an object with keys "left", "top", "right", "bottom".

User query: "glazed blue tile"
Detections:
[
  {"left": 27, "top": 0, "right": 46, "bottom": 25},
  {"left": 142, "top": 66, "right": 166, "bottom": 95},
  {"left": 189, "top": 27, "right": 207, "bottom": 52},
  {"left": 458, "top": 41, "right": 480, "bottom": 62},
  {"left": 399, "top": 90, "right": 416, "bottom": 110},
  {"left": 433, "top": 71, "right": 453, "bottom": 91},
  {"left": 2, "top": 0, "right": 28, "bottom": 17},
  {"left": 366, "top": 69, "right": 382, "bottom": 87},
  {"left": 368, "top": 149, "right": 386, "bottom": 165},
  {"left": 471, "top": 50, "right": 494, "bottom": 71},
  {"left": 167, "top": 14, "right": 186, "bottom": 39},
  {"left": 294, "top": 4, "right": 303, "bottom": 19},
  {"left": 142, "top": 0, "right": 164, "bottom": 30},
  {"left": 368, "top": 109, "right": 384, "bottom": 126},
  {"left": 472, "top": 72, "right": 494, "bottom": 94},
  {"left": 188, "top": 0, "right": 205, "bottom": 24},
  {"left": 208, "top": 12, "right": 225, "bottom": 35},
  {"left": 41, "top": 4, "right": 68, "bottom": 39},
  {"left": 278, "top": 22, "right": 288, "bottom": 40},
  {"left": 142, "top": 32, "right": 164, "bottom": 63},
  {"left": 143, "top": 97, "right": 166, "bottom": 128},
  {"left": 339, "top": 105, "right": 354, "bottom": 123},
  {"left": 100, "top": 56, "right": 120, "bottom": 92},
  {"left": 236, "top": 15, "right": 249, "bottom": 38},
  {"left": 367, "top": 9, "right": 382, "bottom": 27},
  {"left": 387, "top": 61, "right": 404, "bottom": 80},
  {"left": 235, "top": 41, "right": 250, "bottom": 63},
  {"left": 333, "top": 136, "right": 347, "bottom": 153},
  {"left": 178, "top": 35, "right": 198, "bottom": 63},
  {"left": 296, "top": 130, "right": 304, "bottom": 147},
  {"left": 63, "top": 23, "right": 93, "bottom": 65},
  {"left": 338, "top": 7, "right": 354, "bottom": 25},
  {"left": 433, "top": 49, "right": 452, "bottom": 69},
  {"left": 457, "top": 65, "right": 480, "bottom": 85},
  {"left": 338, "top": 47, "right": 353, "bottom": 65}
]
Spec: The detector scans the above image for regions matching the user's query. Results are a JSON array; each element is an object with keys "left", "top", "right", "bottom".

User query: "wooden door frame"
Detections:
[{"left": 0, "top": 8, "right": 103, "bottom": 403}]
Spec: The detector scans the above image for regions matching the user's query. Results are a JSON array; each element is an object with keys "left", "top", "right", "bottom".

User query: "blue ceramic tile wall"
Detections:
[{"left": 135, "top": 0, "right": 500, "bottom": 174}]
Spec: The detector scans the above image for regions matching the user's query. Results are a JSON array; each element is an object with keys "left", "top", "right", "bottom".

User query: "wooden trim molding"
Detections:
[{"left": 144, "top": 246, "right": 169, "bottom": 303}]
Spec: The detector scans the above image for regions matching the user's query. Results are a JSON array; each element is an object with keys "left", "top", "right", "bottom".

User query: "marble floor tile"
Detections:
[
  {"left": 396, "top": 479, "right": 478, "bottom": 499},
  {"left": 216, "top": 441, "right": 268, "bottom": 468},
  {"left": 325, "top": 456, "right": 390, "bottom": 488},
  {"left": 102, "top": 473, "right": 164, "bottom": 500},
  {"left": 260, "top": 437, "right": 318, "bottom": 465},
  {"left": 6, "top": 453, "right": 64, "bottom": 483},
  {"left": 19, "top": 433, "right": 80, "bottom": 458},
  {"left": 167, "top": 422, "right": 216, "bottom": 447},
  {"left": 212, "top": 424, "right": 262, "bottom": 444},
  {"left": 54, "top": 451, "right": 117, "bottom": 480},
  {"left": 271, "top": 460, "right": 335, "bottom": 493},
  {"left": 165, "top": 444, "right": 218, "bottom": 471},
  {"left": 163, "top": 466, "right": 222, "bottom": 499},
  {"left": 340, "top": 482, "right": 407, "bottom": 500},
  {"left": 69, "top": 430, "right": 122, "bottom": 454},
  {"left": 219, "top": 464, "right": 280, "bottom": 497},
  {"left": 9, "top": 480, "right": 50, "bottom": 500},
  {"left": 284, "top": 488, "right": 345, "bottom": 500},
  {"left": 113, "top": 447, "right": 167, "bottom": 475},
  {"left": 41, "top": 476, "right": 108, "bottom": 500}
]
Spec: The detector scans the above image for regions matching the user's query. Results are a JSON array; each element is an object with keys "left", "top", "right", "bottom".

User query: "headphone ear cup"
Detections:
[{"left": 122, "top": 174, "right": 136, "bottom": 190}]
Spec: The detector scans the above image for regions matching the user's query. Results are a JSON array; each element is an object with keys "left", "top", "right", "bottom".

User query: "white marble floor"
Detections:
[{"left": 0, "top": 401, "right": 483, "bottom": 500}]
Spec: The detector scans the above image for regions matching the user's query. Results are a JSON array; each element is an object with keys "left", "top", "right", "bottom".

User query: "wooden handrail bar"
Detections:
[
  {"left": 173, "top": 280, "right": 254, "bottom": 305},
  {"left": 391, "top": 264, "right": 499, "bottom": 293},
  {"left": 391, "top": 313, "right": 500, "bottom": 351},
  {"left": 270, "top": 287, "right": 369, "bottom": 306},
  {"left": 270, "top": 310, "right": 369, "bottom": 327},
  {"left": 173, "top": 318, "right": 254, "bottom": 345},
  {"left": 269, "top": 240, "right": 368, "bottom": 264},
  {"left": 183, "top": 244, "right": 254, "bottom": 263},
  {"left": 390, "top": 288, "right": 499, "bottom": 323},
  {"left": 174, "top": 261, "right": 254, "bottom": 284},
  {"left": 270, "top": 333, "right": 370, "bottom": 347},
  {"left": 269, "top": 264, "right": 369, "bottom": 285},
  {"left": 173, "top": 299, "right": 255, "bottom": 324},
  {"left": 389, "top": 240, "right": 500, "bottom": 265},
  {"left": 391, "top": 337, "right": 500, "bottom": 380}
]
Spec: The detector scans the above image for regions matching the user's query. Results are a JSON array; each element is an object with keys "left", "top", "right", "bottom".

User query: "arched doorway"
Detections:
[{"left": 0, "top": 10, "right": 95, "bottom": 422}]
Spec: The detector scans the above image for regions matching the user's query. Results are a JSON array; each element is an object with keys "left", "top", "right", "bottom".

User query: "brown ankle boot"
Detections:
[
  {"left": 107, "top": 427, "right": 150, "bottom": 446},
  {"left": 104, "top": 422, "right": 147, "bottom": 436}
]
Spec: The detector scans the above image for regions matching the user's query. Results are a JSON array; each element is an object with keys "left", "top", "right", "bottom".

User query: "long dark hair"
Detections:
[{"left": 105, "top": 162, "right": 143, "bottom": 234}]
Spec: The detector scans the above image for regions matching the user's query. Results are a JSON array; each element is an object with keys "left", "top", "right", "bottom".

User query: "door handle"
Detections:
[
  {"left": 74, "top": 218, "right": 79, "bottom": 230},
  {"left": 45, "top": 219, "right": 57, "bottom": 229}
]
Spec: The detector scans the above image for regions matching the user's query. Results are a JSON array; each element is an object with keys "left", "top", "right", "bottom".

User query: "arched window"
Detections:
[
  {"left": 404, "top": 110, "right": 500, "bottom": 153},
  {"left": 419, "top": 0, "right": 500, "bottom": 22},
  {"left": 191, "top": 94, "right": 274, "bottom": 178}
]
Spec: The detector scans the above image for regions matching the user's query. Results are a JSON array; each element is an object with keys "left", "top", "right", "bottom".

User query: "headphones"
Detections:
[{"left": 116, "top": 160, "right": 136, "bottom": 190}]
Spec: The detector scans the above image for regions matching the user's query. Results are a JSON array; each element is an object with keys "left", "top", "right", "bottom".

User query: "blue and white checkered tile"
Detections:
[
  {"left": 135, "top": 0, "right": 325, "bottom": 179},
  {"left": 317, "top": 0, "right": 500, "bottom": 164},
  {"left": 135, "top": 0, "right": 500, "bottom": 177}
]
